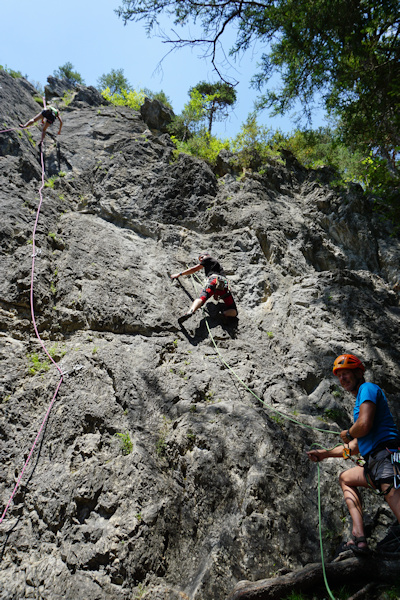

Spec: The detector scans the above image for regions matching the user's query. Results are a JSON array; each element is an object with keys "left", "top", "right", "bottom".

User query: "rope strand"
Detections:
[{"left": 0, "top": 137, "right": 64, "bottom": 526}]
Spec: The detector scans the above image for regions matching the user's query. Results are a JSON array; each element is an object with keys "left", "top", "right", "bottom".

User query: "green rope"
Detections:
[
  {"left": 317, "top": 462, "right": 336, "bottom": 600},
  {"left": 204, "top": 315, "right": 339, "bottom": 434},
  {"left": 189, "top": 269, "right": 338, "bottom": 435},
  {"left": 187, "top": 271, "right": 342, "bottom": 599}
]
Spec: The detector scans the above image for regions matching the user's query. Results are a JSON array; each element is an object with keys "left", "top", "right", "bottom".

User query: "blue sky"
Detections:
[{"left": 2, "top": 0, "right": 327, "bottom": 137}]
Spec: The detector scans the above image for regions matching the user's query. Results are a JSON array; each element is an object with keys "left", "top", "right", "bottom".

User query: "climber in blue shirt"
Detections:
[{"left": 307, "top": 354, "right": 400, "bottom": 555}]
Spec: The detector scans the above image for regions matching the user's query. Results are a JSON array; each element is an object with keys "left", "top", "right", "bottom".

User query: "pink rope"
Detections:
[
  {"left": 30, "top": 152, "right": 64, "bottom": 373},
  {"left": 0, "top": 128, "right": 18, "bottom": 134},
  {"left": 0, "top": 146, "right": 64, "bottom": 525}
]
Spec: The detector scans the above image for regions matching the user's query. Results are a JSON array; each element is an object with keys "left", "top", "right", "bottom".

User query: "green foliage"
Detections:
[
  {"left": 169, "top": 88, "right": 205, "bottom": 140},
  {"left": 172, "top": 131, "right": 231, "bottom": 167},
  {"left": 44, "top": 176, "right": 58, "bottom": 188},
  {"left": 156, "top": 417, "right": 171, "bottom": 457},
  {"left": 25, "top": 129, "right": 35, "bottom": 147},
  {"left": 189, "top": 80, "right": 237, "bottom": 134},
  {"left": 270, "top": 413, "right": 284, "bottom": 426},
  {"left": 62, "top": 90, "right": 74, "bottom": 106},
  {"left": 272, "top": 127, "right": 366, "bottom": 181},
  {"left": 116, "top": 0, "right": 400, "bottom": 195},
  {"left": 0, "top": 64, "right": 23, "bottom": 78},
  {"left": 97, "top": 68, "right": 130, "bottom": 94},
  {"left": 170, "top": 82, "right": 236, "bottom": 139},
  {"left": 282, "top": 593, "right": 307, "bottom": 600},
  {"left": 187, "top": 430, "right": 195, "bottom": 441},
  {"left": 156, "top": 436, "right": 167, "bottom": 457},
  {"left": 53, "top": 62, "right": 84, "bottom": 87},
  {"left": 134, "top": 584, "right": 147, "bottom": 599},
  {"left": 48, "top": 344, "right": 66, "bottom": 361},
  {"left": 273, "top": 127, "right": 400, "bottom": 229},
  {"left": 231, "top": 115, "right": 279, "bottom": 171},
  {"left": 115, "top": 432, "right": 133, "bottom": 455},
  {"left": 360, "top": 154, "right": 400, "bottom": 231},
  {"left": 142, "top": 87, "right": 173, "bottom": 110},
  {"left": 28, "top": 352, "right": 51, "bottom": 375},
  {"left": 101, "top": 87, "right": 146, "bottom": 110},
  {"left": 385, "top": 585, "right": 400, "bottom": 600}
]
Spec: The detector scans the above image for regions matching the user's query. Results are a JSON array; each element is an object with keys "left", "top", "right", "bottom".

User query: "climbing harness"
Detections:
[
  {"left": 363, "top": 446, "right": 400, "bottom": 497},
  {"left": 41, "top": 106, "right": 58, "bottom": 124}
]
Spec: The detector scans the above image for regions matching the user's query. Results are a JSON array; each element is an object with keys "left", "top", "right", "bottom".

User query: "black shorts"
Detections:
[
  {"left": 364, "top": 442, "right": 400, "bottom": 489},
  {"left": 41, "top": 109, "right": 56, "bottom": 124}
]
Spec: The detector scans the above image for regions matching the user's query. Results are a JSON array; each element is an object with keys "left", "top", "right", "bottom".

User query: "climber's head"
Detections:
[
  {"left": 333, "top": 354, "right": 365, "bottom": 395},
  {"left": 333, "top": 354, "right": 365, "bottom": 375},
  {"left": 198, "top": 252, "right": 211, "bottom": 262}
]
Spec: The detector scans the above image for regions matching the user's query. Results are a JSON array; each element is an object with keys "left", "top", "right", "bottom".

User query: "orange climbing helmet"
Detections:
[{"left": 333, "top": 354, "right": 365, "bottom": 375}]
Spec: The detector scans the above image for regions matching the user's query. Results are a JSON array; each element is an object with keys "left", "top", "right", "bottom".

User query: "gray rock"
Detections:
[
  {"left": 140, "top": 97, "right": 174, "bottom": 132},
  {"left": 0, "top": 75, "right": 400, "bottom": 600},
  {"left": 45, "top": 76, "right": 74, "bottom": 100},
  {"left": 71, "top": 85, "right": 109, "bottom": 108}
]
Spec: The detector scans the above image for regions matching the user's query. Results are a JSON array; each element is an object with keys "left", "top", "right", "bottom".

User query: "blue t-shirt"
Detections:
[{"left": 354, "top": 382, "right": 399, "bottom": 457}]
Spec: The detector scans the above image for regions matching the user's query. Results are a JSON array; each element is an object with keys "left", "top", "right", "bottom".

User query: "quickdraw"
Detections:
[{"left": 391, "top": 451, "right": 400, "bottom": 489}]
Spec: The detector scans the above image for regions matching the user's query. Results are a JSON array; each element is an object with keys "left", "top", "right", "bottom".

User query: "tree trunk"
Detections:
[{"left": 227, "top": 555, "right": 400, "bottom": 600}]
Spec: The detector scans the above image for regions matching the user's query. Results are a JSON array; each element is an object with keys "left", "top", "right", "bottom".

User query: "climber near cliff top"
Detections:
[
  {"left": 20, "top": 105, "right": 62, "bottom": 145},
  {"left": 171, "top": 252, "right": 238, "bottom": 324},
  {"left": 307, "top": 354, "right": 400, "bottom": 555}
]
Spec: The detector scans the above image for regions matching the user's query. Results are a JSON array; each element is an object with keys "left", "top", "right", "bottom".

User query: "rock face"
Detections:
[
  {"left": 1, "top": 70, "right": 400, "bottom": 600},
  {"left": 140, "top": 97, "right": 174, "bottom": 132}
]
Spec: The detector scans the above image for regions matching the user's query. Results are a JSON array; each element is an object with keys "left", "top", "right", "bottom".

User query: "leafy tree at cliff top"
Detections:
[
  {"left": 97, "top": 68, "right": 130, "bottom": 94},
  {"left": 115, "top": 0, "right": 400, "bottom": 171},
  {"left": 53, "top": 62, "right": 84, "bottom": 87},
  {"left": 190, "top": 81, "right": 237, "bottom": 134}
]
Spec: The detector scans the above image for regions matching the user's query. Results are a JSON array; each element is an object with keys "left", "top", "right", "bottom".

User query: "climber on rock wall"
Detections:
[
  {"left": 20, "top": 105, "right": 62, "bottom": 145},
  {"left": 307, "top": 353, "right": 400, "bottom": 555},
  {"left": 171, "top": 252, "right": 238, "bottom": 324}
]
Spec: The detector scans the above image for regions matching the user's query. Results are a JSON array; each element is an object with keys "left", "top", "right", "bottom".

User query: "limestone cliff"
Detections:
[{"left": 0, "top": 70, "right": 400, "bottom": 600}]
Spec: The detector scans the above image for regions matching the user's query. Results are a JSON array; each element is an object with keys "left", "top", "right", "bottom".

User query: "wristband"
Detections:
[
  {"left": 346, "top": 429, "right": 354, "bottom": 441},
  {"left": 179, "top": 272, "right": 183, "bottom": 277}
]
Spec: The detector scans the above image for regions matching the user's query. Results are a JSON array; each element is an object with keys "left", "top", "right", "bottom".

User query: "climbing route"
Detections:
[
  {"left": 0, "top": 108, "right": 65, "bottom": 525},
  {"left": 184, "top": 270, "right": 345, "bottom": 600}
]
